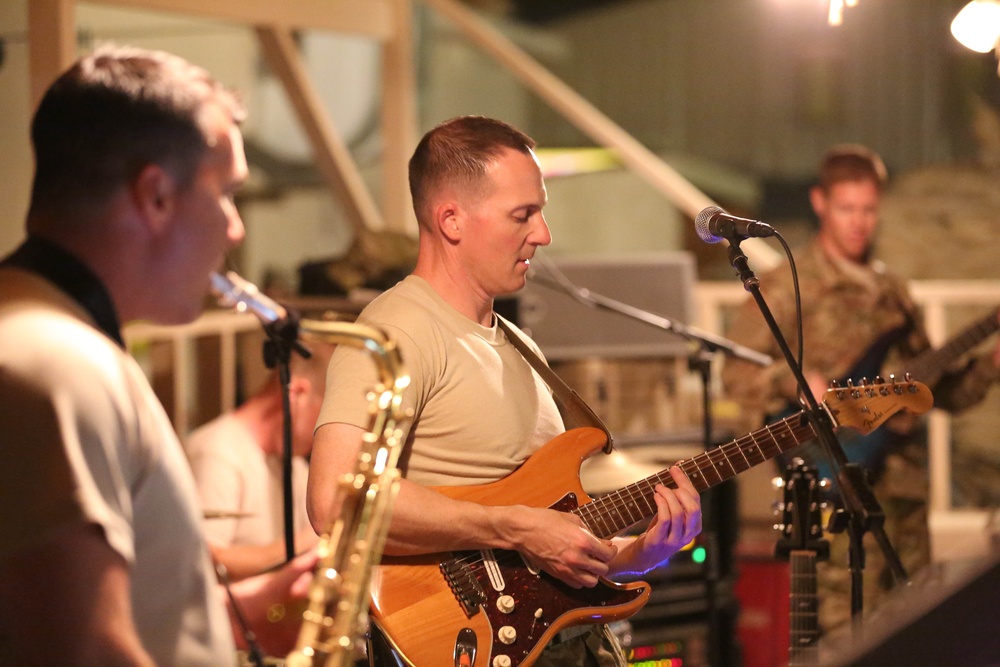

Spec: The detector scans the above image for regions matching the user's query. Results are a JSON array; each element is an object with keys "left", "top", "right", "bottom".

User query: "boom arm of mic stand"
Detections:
[
  {"left": 728, "top": 239, "right": 909, "bottom": 603},
  {"left": 530, "top": 274, "right": 773, "bottom": 367}
]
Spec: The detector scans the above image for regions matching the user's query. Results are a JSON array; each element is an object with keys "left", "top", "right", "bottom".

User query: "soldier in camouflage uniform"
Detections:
[{"left": 720, "top": 144, "right": 1000, "bottom": 638}]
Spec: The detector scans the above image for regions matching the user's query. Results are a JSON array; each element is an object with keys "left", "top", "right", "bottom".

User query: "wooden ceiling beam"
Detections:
[{"left": 90, "top": 0, "right": 395, "bottom": 39}]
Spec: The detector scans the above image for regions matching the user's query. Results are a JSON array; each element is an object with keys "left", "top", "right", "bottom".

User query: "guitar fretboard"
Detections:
[
  {"left": 789, "top": 550, "right": 820, "bottom": 666},
  {"left": 574, "top": 410, "right": 816, "bottom": 538},
  {"left": 904, "top": 308, "right": 999, "bottom": 387}
]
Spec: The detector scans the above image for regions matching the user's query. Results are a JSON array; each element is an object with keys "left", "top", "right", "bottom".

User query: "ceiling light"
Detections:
[{"left": 951, "top": 0, "right": 1000, "bottom": 53}]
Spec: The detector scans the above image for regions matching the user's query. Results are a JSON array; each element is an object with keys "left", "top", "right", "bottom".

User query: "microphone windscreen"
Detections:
[{"left": 695, "top": 205, "right": 725, "bottom": 244}]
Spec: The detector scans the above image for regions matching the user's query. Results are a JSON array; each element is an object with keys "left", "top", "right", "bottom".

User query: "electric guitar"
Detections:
[
  {"left": 775, "top": 459, "right": 829, "bottom": 666},
  {"left": 369, "top": 379, "right": 932, "bottom": 667}
]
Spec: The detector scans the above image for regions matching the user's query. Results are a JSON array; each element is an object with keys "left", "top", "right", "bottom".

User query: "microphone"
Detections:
[
  {"left": 211, "top": 271, "right": 312, "bottom": 360},
  {"left": 210, "top": 271, "right": 288, "bottom": 326},
  {"left": 695, "top": 205, "right": 775, "bottom": 244}
]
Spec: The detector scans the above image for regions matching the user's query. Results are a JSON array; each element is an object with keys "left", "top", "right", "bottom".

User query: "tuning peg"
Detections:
[
  {"left": 829, "top": 379, "right": 841, "bottom": 389},
  {"left": 846, "top": 378, "right": 861, "bottom": 398}
]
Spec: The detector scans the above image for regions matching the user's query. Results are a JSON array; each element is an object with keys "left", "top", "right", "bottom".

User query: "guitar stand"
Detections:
[{"left": 724, "top": 237, "right": 909, "bottom": 642}]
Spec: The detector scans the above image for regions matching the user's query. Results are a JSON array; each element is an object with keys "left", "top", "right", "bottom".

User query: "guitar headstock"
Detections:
[
  {"left": 822, "top": 375, "right": 932, "bottom": 435},
  {"left": 774, "top": 458, "right": 829, "bottom": 559}
]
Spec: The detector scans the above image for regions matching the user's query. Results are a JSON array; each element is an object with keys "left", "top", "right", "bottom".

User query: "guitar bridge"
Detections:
[{"left": 441, "top": 555, "right": 486, "bottom": 618}]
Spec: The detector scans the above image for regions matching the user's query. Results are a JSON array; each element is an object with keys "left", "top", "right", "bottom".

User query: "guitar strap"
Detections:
[{"left": 497, "top": 316, "right": 615, "bottom": 454}]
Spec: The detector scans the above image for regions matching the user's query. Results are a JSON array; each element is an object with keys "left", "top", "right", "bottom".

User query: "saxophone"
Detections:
[{"left": 284, "top": 317, "right": 411, "bottom": 667}]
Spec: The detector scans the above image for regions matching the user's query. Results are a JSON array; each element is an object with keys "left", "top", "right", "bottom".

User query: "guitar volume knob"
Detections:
[
  {"left": 496, "top": 595, "right": 515, "bottom": 614},
  {"left": 493, "top": 656, "right": 512, "bottom": 667},
  {"left": 498, "top": 625, "right": 517, "bottom": 645}
]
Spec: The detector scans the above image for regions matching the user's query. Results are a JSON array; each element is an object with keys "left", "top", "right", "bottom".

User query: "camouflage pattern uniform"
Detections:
[{"left": 721, "top": 239, "right": 999, "bottom": 635}]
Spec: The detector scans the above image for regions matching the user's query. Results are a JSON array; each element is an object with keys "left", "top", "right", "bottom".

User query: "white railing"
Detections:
[{"left": 124, "top": 310, "right": 261, "bottom": 437}]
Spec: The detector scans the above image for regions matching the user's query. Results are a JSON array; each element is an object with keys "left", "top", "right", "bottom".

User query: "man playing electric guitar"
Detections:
[
  {"left": 307, "top": 116, "right": 702, "bottom": 666},
  {"left": 721, "top": 145, "right": 1000, "bottom": 636}
]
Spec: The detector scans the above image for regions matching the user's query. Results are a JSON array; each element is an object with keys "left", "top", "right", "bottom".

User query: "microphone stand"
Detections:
[
  {"left": 724, "top": 236, "right": 908, "bottom": 642},
  {"left": 260, "top": 314, "right": 312, "bottom": 564},
  {"left": 530, "top": 271, "right": 769, "bottom": 667},
  {"left": 210, "top": 271, "right": 313, "bottom": 566}
]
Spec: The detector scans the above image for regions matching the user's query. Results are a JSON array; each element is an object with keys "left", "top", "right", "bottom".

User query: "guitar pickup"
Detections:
[{"left": 441, "top": 555, "right": 487, "bottom": 617}]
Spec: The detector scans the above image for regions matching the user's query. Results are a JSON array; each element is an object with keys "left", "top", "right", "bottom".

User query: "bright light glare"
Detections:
[
  {"left": 828, "top": 0, "right": 844, "bottom": 26},
  {"left": 951, "top": 1, "right": 1000, "bottom": 53}
]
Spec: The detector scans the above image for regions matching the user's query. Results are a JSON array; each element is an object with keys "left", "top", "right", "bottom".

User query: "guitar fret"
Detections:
[
  {"left": 762, "top": 423, "right": 782, "bottom": 459},
  {"left": 733, "top": 439, "right": 752, "bottom": 470},
  {"left": 778, "top": 418, "right": 807, "bottom": 455},
  {"left": 639, "top": 480, "right": 657, "bottom": 515},
  {"left": 589, "top": 494, "right": 609, "bottom": 531},
  {"left": 683, "top": 457, "right": 709, "bottom": 493},
  {"left": 745, "top": 431, "right": 768, "bottom": 465},
  {"left": 702, "top": 450, "right": 723, "bottom": 486},
  {"left": 717, "top": 445, "right": 738, "bottom": 476},
  {"left": 613, "top": 491, "right": 637, "bottom": 527}
]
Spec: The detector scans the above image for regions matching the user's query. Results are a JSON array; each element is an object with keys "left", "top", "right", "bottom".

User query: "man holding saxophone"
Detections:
[
  {"left": 0, "top": 45, "right": 316, "bottom": 665},
  {"left": 307, "top": 116, "right": 703, "bottom": 666}
]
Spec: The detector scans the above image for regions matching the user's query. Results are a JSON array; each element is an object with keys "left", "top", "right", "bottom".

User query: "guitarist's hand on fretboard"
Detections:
[{"left": 607, "top": 466, "right": 703, "bottom": 580}]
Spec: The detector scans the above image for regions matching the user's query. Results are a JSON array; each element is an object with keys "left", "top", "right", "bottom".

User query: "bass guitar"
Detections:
[
  {"left": 903, "top": 306, "right": 999, "bottom": 388},
  {"left": 370, "top": 378, "right": 932, "bottom": 667},
  {"left": 777, "top": 306, "right": 998, "bottom": 477}
]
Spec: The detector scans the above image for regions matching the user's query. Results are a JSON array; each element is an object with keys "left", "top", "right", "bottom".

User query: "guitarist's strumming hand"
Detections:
[
  {"left": 504, "top": 504, "right": 619, "bottom": 589},
  {"left": 607, "top": 465, "right": 702, "bottom": 579}
]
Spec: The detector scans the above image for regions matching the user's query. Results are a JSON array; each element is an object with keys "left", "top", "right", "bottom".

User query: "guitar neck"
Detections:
[
  {"left": 789, "top": 550, "right": 820, "bottom": 666},
  {"left": 904, "top": 309, "right": 999, "bottom": 387},
  {"left": 575, "top": 410, "right": 816, "bottom": 538}
]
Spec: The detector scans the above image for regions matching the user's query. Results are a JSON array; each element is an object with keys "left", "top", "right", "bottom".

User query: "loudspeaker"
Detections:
[{"left": 822, "top": 554, "right": 1000, "bottom": 666}]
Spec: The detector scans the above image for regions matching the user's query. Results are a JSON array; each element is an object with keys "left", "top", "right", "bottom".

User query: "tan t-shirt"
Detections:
[{"left": 317, "top": 275, "right": 565, "bottom": 487}]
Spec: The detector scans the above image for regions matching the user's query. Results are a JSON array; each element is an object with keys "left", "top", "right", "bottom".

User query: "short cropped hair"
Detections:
[
  {"left": 817, "top": 144, "right": 888, "bottom": 193},
  {"left": 28, "top": 44, "right": 245, "bottom": 223},
  {"left": 408, "top": 116, "right": 536, "bottom": 226}
]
